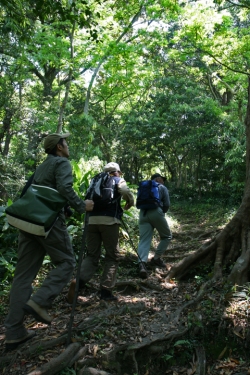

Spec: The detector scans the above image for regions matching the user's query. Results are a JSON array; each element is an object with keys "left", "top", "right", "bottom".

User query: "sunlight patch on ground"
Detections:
[{"left": 167, "top": 214, "right": 181, "bottom": 231}]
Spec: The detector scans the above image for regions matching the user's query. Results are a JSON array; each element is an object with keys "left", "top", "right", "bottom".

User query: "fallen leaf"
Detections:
[
  {"left": 218, "top": 346, "right": 228, "bottom": 359},
  {"left": 229, "top": 358, "right": 240, "bottom": 364},
  {"left": 93, "top": 345, "right": 99, "bottom": 357}
]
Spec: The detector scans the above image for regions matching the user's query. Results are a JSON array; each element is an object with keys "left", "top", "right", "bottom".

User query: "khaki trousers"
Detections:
[
  {"left": 80, "top": 223, "right": 120, "bottom": 290},
  {"left": 137, "top": 207, "right": 172, "bottom": 263}
]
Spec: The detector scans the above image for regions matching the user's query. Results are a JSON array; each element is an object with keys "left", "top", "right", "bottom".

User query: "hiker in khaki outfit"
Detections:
[
  {"left": 4, "top": 133, "right": 94, "bottom": 351},
  {"left": 67, "top": 162, "right": 134, "bottom": 302}
]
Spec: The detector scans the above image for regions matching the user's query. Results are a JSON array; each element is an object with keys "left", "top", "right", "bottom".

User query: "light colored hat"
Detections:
[
  {"left": 44, "top": 133, "right": 70, "bottom": 153},
  {"left": 103, "top": 162, "right": 122, "bottom": 173}
]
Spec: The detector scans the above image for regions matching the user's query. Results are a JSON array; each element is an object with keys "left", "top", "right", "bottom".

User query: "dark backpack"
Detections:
[
  {"left": 85, "top": 172, "right": 117, "bottom": 210},
  {"left": 136, "top": 180, "right": 161, "bottom": 210}
]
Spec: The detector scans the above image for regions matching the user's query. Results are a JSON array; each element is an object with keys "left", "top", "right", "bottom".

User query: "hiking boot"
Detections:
[
  {"left": 66, "top": 278, "right": 85, "bottom": 304},
  {"left": 23, "top": 299, "right": 52, "bottom": 325},
  {"left": 5, "top": 330, "right": 36, "bottom": 352},
  {"left": 138, "top": 262, "right": 148, "bottom": 279},
  {"left": 150, "top": 257, "right": 166, "bottom": 269},
  {"left": 100, "top": 289, "right": 118, "bottom": 301}
]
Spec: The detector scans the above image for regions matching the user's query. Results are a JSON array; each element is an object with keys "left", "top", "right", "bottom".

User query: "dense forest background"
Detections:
[
  {"left": 0, "top": 0, "right": 248, "bottom": 202},
  {"left": 1, "top": 1, "right": 250, "bottom": 374}
]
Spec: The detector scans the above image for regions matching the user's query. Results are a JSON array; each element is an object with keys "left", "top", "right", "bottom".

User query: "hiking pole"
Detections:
[
  {"left": 66, "top": 212, "right": 89, "bottom": 346},
  {"left": 121, "top": 217, "right": 144, "bottom": 264}
]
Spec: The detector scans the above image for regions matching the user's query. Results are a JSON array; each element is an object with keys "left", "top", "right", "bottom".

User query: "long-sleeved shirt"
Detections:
[
  {"left": 34, "top": 154, "right": 86, "bottom": 214},
  {"left": 158, "top": 184, "right": 170, "bottom": 213}
]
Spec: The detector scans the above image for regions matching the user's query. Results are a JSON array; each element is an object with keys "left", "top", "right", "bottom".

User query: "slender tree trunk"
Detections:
[
  {"left": 84, "top": 60, "right": 103, "bottom": 115},
  {"left": 57, "top": 21, "right": 76, "bottom": 132},
  {"left": 0, "top": 108, "right": 14, "bottom": 156}
]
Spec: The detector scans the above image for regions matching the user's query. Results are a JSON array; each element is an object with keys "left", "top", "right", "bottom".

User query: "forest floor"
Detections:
[{"left": 0, "top": 204, "right": 250, "bottom": 375}]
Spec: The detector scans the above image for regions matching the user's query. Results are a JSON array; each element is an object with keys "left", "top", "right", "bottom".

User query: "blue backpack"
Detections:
[{"left": 136, "top": 180, "right": 161, "bottom": 210}]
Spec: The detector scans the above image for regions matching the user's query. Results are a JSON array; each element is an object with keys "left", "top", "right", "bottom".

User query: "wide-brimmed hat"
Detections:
[
  {"left": 151, "top": 173, "right": 166, "bottom": 181},
  {"left": 44, "top": 133, "right": 70, "bottom": 153},
  {"left": 103, "top": 162, "right": 122, "bottom": 173}
]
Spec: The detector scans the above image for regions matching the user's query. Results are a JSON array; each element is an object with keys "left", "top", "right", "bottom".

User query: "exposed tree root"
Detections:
[
  {"left": 165, "top": 208, "right": 250, "bottom": 285},
  {"left": 94, "top": 327, "right": 189, "bottom": 375},
  {"left": 194, "top": 344, "right": 206, "bottom": 375},
  {"left": 168, "top": 279, "right": 217, "bottom": 324},
  {"left": 68, "top": 345, "right": 89, "bottom": 367},
  {"left": 77, "top": 301, "right": 148, "bottom": 331},
  {"left": 79, "top": 367, "right": 113, "bottom": 375},
  {"left": 115, "top": 280, "right": 162, "bottom": 292},
  {"left": 27, "top": 342, "right": 81, "bottom": 375},
  {"left": 0, "top": 334, "right": 68, "bottom": 366}
]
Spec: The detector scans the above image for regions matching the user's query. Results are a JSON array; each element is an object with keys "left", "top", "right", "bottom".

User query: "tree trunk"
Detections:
[
  {"left": 166, "top": 76, "right": 250, "bottom": 286},
  {"left": 0, "top": 108, "right": 14, "bottom": 156},
  {"left": 57, "top": 22, "right": 75, "bottom": 132}
]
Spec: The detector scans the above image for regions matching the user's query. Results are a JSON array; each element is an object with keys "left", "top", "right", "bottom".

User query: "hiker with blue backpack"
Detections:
[
  {"left": 136, "top": 173, "right": 172, "bottom": 279},
  {"left": 67, "top": 162, "right": 134, "bottom": 302}
]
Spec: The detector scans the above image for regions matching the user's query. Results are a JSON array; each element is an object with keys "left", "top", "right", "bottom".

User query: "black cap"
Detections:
[{"left": 151, "top": 173, "right": 166, "bottom": 181}]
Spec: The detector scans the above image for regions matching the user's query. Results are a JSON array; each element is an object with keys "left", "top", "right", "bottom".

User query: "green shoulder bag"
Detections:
[{"left": 5, "top": 184, "right": 67, "bottom": 237}]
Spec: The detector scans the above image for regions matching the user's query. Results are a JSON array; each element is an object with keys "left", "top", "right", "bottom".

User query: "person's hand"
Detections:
[
  {"left": 124, "top": 202, "right": 133, "bottom": 210},
  {"left": 85, "top": 199, "right": 94, "bottom": 211}
]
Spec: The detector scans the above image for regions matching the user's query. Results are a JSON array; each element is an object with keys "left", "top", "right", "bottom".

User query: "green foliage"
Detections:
[
  {"left": 174, "top": 339, "right": 194, "bottom": 349},
  {"left": 160, "top": 339, "right": 195, "bottom": 366},
  {"left": 0, "top": 206, "right": 18, "bottom": 295},
  {"left": 0, "top": 254, "right": 16, "bottom": 294},
  {"left": 71, "top": 161, "right": 92, "bottom": 197},
  {"left": 161, "top": 353, "right": 173, "bottom": 362},
  {"left": 65, "top": 162, "right": 93, "bottom": 257},
  {"left": 171, "top": 198, "right": 237, "bottom": 226},
  {"left": 0, "top": 159, "right": 28, "bottom": 204},
  {"left": 0, "top": 216, "right": 18, "bottom": 295}
]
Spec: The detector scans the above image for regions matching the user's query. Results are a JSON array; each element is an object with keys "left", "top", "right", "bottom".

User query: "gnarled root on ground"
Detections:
[
  {"left": 27, "top": 342, "right": 81, "bottom": 375},
  {"left": 166, "top": 207, "right": 250, "bottom": 285}
]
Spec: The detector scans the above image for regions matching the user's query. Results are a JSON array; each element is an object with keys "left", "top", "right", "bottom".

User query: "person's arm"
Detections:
[
  {"left": 117, "top": 178, "right": 134, "bottom": 210},
  {"left": 55, "top": 158, "right": 94, "bottom": 213},
  {"left": 159, "top": 185, "right": 170, "bottom": 213}
]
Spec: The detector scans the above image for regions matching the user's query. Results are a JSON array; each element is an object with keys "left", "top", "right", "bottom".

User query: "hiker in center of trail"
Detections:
[
  {"left": 67, "top": 162, "right": 134, "bottom": 302},
  {"left": 136, "top": 173, "right": 172, "bottom": 279}
]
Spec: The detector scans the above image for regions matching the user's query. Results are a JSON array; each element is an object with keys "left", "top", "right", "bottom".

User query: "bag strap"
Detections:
[{"left": 20, "top": 172, "right": 36, "bottom": 198}]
